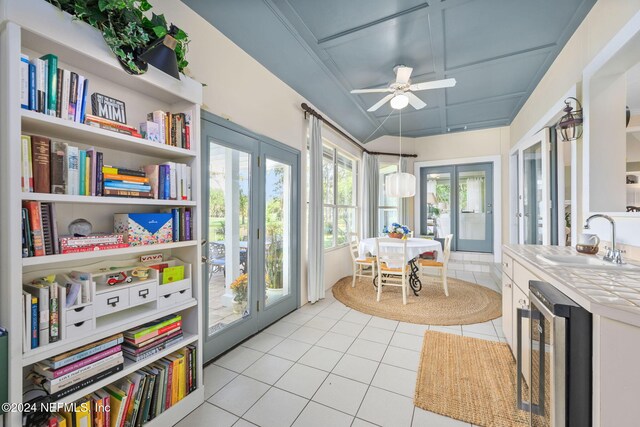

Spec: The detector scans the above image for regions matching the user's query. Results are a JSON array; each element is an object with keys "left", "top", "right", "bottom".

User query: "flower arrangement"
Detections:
[
  {"left": 230, "top": 273, "right": 248, "bottom": 303},
  {"left": 383, "top": 223, "right": 411, "bottom": 239}
]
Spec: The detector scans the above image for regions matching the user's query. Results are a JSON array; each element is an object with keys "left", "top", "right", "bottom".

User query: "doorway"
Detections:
[
  {"left": 419, "top": 162, "right": 494, "bottom": 253},
  {"left": 201, "top": 113, "right": 300, "bottom": 362}
]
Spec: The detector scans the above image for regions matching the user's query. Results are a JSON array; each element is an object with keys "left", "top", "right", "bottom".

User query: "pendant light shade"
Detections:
[
  {"left": 384, "top": 107, "right": 416, "bottom": 198},
  {"left": 386, "top": 172, "right": 416, "bottom": 197}
]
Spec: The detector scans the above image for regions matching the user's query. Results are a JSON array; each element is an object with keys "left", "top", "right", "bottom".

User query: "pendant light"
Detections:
[{"left": 385, "top": 106, "right": 416, "bottom": 198}]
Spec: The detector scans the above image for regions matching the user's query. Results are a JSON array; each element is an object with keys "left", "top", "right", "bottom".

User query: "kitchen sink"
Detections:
[{"left": 536, "top": 254, "right": 640, "bottom": 270}]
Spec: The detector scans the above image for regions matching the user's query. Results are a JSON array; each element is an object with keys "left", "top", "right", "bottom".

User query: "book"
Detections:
[
  {"left": 31, "top": 57, "right": 46, "bottom": 113},
  {"left": 103, "top": 173, "right": 150, "bottom": 184},
  {"left": 94, "top": 389, "right": 112, "bottom": 427},
  {"left": 61, "top": 274, "right": 82, "bottom": 307},
  {"left": 124, "top": 326, "right": 183, "bottom": 351},
  {"left": 24, "top": 282, "right": 50, "bottom": 347},
  {"left": 41, "top": 353, "right": 124, "bottom": 393},
  {"left": 30, "top": 295, "right": 38, "bottom": 349},
  {"left": 22, "top": 208, "right": 32, "bottom": 257},
  {"left": 96, "top": 152, "right": 104, "bottom": 196},
  {"left": 20, "top": 53, "right": 29, "bottom": 109},
  {"left": 23, "top": 201, "right": 45, "bottom": 256},
  {"left": 31, "top": 135, "right": 51, "bottom": 193},
  {"left": 60, "top": 243, "right": 129, "bottom": 254},
  {"left": 101, "top": 188, "right": 153, "bottom": 198},
  {"left": 21, "top": 135, "right": 32, "bottom": 192},
  {"left": 102, "top": 166, "right": 145, "bottom": 177},
  {"left": 140, "top": 121, "right": 161, "bottom": 142},
  {"left": 59, "top": 234, "right": 124, "bottom": 250},
  {"left": 49, "top": 282, "right": 59, "bottom": 342},
  {"left": 55, "top": 68, "right": 63, "bottom": 118},
  {"left": 125, "top": 315, "right": 181, "bottom": 342},
  {"left": 50, "top": 203, "right": 60, "bottom": 255},
  {"left": 50, "top": 140, "right": 67, "bottom": 194},
  {"left": 60, "top": 69, "right": 70, "bottom": 120},
  {"left": 68, "top": 72, "right": 78, "bottom": 121},
  {"left": 49, "top": 364, "right": 123, "bottom": 401},
  {"left": 75, "top": 75, "right": 85, "bottom": 123},
  {"left": 40, "top": 54, "right": 58, "bottom": 115},
  {"left": 66, "top": 145, "right": 80, "bottom": 195},
  {"left": 105, "top": 382, "right": 128, "bottom": 427},
  {"left": 87, "top": 147, "right": 97, "bottom": 196},
  {"left": 43, "top": 333, "right": 123, "bottom": 369},
  {"left": 34, "top": 345, "right": 121, "bottom": 381},
  {"left": 104, "top": 181, "right": 151, "bottom": 191},
  {"left": 147, "top": 111, "right": 166, "bottom": 146},
  {"left": 79, "top": 149, "right": 86, "bottom": 196},
  {"left": 28, "top": 61, "right": 36, "bottom": 111},
  {"left": 79, "top": 78, "right": 89, "bottom": 124},
  {"left": 40, "top": 202, "right": 54, "bottom": 255},
  {"left": 123, "top": 335, "right": 183, "bottom": 363}
]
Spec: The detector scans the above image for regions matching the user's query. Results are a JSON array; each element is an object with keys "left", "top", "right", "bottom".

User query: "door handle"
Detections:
[{"left": 516, "top": 307, "right": 531, "bottom": 411}]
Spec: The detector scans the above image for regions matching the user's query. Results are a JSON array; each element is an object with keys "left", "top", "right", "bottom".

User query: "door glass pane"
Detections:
[
  {"left": 265, "top": 159, "right": 291, "bottom": 307},
  {"left": 458, "top": 170, "right": 487, "bottom": 241},
  {"left": 425, "top": 172, "right": 451, "bottom": 238},
  {"left": 323, "top": 207, "right": 334, "bottom": 248},
  {"left": 207, "top": 142, "right": 251, "bottom": 336},
  {"left": 523, "top": 143, "right": 543, "bottom": 244}
]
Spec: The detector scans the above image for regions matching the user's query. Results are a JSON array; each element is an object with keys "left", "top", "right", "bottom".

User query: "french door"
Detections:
[
  {"left": 419, "top": 162, "right": 494, "bottom": 252},
  {"left": 511, "top": 128, "right": 564, "bottom": 246},
  {"left": 201, "top": 113, "right": 300, "bottom": 362}
]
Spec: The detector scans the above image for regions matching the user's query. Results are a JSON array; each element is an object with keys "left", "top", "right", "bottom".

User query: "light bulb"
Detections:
[{"left": 390, "top": 93, "right": 409, "bottom": 110}]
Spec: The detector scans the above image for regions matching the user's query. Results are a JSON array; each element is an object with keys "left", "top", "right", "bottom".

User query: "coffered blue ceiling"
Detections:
[{"left": 183, "top": 0, "right": 596, "bottom": 142}]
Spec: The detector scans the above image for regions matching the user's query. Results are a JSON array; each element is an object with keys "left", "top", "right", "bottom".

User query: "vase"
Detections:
[
  {"left": 232, "top": 301, "right": 245, "bottom": 314},
  {"left": 388, "top": 232, "right": 404, "bottom": 239}
]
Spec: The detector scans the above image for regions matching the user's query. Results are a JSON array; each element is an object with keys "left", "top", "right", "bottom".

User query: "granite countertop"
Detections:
[{"left": 503, "top": 244, "right": 640, "bottom": 327}]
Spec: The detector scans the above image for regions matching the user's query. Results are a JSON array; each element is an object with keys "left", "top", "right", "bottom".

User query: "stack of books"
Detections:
[
  {"left": 20, "top": 53, "right": 89, "bottom": 122},
  {"left": 123, "top": 314, "right": 183, "bottom": 362},
  {"left": 85, "top": 114, "right": 142, "bottom": 138},
  {"left": 103, "top": 166, "right": 152, "bottom": 198},
  {"left": 145, "top": 110, "right": 193, "bottom": 149},
  {"left": 56, "top": 343, "right": 197, "bottom": 426},
  {"left": 22, "top": 200, "right": 59, "bottom": 257},
  {"left": 29, "top": 334, "right": 124, "bottom": 401},
  {"left": 21, "top": 134, "right": 106, "bottom": 196},
  {"left": 22, "top": 279, "right": 62, "bottom": 350}
]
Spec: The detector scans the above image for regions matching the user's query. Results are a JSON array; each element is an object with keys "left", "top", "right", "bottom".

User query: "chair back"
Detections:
[
  {"left": 443, "top": 234, "right": 453, "bottom": 264},
  {"left": 376, "top": 237, "right": 408, "bottom": 270},
  {"left": 349, "top": 235, "right": 360, "bottom": 262}
]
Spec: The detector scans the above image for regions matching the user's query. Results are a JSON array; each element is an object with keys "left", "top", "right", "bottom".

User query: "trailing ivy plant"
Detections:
[{"left": 47, "top": 0, "right": 189, "bottom": 75}]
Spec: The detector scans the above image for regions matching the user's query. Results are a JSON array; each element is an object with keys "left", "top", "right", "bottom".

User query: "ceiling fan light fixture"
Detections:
[{"left": 390, "top": 93, "right": 409, "bottom": 110}]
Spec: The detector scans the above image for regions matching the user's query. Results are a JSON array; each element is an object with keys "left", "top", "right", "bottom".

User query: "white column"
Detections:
[{"left": 221, "top": 149, "right": 240, "bottom": 306}]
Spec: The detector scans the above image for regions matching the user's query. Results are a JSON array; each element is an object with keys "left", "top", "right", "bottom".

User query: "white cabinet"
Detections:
[
  {"left": 501, "top": 272, "right": 513, "bottom": 351},
  {"left": 513, "top": 283, "right": 531, "bottom": 386}
]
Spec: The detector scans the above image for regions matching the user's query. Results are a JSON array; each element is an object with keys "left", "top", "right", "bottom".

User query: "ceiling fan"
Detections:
[{"left": 351, "top": 65, "right": 456, "bottom": 112}]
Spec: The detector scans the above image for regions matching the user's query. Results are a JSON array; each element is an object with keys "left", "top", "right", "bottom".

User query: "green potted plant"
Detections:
[{"left": 47, "top": 0, "right": 190, "bottom": 75}]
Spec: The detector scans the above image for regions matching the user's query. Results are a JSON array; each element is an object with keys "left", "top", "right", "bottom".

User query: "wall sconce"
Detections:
[{"left": 555, "top": 97, "right": 583, "bottom": 141}]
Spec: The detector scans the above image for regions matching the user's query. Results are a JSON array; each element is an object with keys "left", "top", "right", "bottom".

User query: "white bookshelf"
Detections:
[{"left": 0, "top": 1, "right": 204, "bottom": 425}]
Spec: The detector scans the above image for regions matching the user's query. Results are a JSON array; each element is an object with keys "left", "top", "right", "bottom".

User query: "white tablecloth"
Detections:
[{"left": 358, "top": 238, "right": 443, "bottom": 267}]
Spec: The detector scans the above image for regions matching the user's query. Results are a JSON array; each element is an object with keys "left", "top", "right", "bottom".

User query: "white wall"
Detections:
[{"left": 152, "top": 0, "right": 363, "bottom": 301}]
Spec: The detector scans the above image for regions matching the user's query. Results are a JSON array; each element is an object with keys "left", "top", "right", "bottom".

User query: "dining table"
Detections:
[{"left": 358, "top": 237, "right": 443, "bottom": 296}]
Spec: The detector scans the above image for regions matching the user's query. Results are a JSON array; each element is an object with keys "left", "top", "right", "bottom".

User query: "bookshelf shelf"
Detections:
[
  {"left": 1, "top": 0, "right": 204, "bottom": 424},
  {"left": 22, "top": 241, "right": 198, "bottom": 267},
  {"left": 52, "top": 333, "right": 199, "bottom": 405},
  {"left": 22, "top": 110, "right": 197, "bottom": 160},
  {"left": 21, "top": 192, "right": 197, "bottom": 207},
  {"left": 22, "top": 299, "right": 197, "bottom": 366}
]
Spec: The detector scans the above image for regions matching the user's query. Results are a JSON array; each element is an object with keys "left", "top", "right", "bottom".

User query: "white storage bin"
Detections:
[{"left": 158, "top": 288, "right": 192, "bottom": 309}]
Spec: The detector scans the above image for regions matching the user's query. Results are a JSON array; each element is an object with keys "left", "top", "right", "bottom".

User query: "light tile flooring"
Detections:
[{"left": 177, "top": 271, "right": 503, "bottom": 427}]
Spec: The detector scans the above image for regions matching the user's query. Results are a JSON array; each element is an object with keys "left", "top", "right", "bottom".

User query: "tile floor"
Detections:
[{"left": 177, "top": 271, "right": 503, "bottom": 427}]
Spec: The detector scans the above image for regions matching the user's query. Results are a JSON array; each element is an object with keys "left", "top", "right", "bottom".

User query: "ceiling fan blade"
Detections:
[
  {"left": 367, "top": 93, "right": 395, "bottom": 112},
  {"left": 409, "top": 78, "right": 457, "bottom": 91},
  {"left": 406, "top": 92, "right": 426, "bottom": 110},
  {"left": 350, "top": 88, "right": 392, "bottom": 94},
  {"left": 395, "top": 66, "right": 413, "bottom": 84}
]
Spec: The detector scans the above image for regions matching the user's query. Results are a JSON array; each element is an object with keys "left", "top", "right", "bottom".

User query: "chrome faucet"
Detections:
[{"left": 584, "top": 214, "right": 623, "bottom": 264}]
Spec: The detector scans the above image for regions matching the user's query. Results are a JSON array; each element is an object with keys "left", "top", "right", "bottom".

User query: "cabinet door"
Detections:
[
  {"left": 501, "top": 272, "right": 513, "bottom": 351},
  {"left": 513, "top": 284, "right": 531, "bottom": 386}
]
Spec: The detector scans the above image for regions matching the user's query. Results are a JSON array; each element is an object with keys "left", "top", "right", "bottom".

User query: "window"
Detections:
[
  {"left": 378, "top": 163, "right": 400, "bottom": 228},
  {"left": 322, "top": 144, "right": 358, "bottom": 249}
]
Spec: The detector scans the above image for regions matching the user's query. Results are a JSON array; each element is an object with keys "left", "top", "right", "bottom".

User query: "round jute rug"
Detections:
[{"left": 332, "top": 275, "right": 501, "bottom": 326}]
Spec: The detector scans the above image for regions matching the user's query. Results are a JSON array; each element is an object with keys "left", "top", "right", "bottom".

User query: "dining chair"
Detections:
[
  {"left": 419, "top": 234, "right": 453, "bottom": 296},
  {"left": 349, "top": 236, "right": 376, "bottom": 288},
  {"left": 376, "top": 237, "right": 409, "bottom": 305}
]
